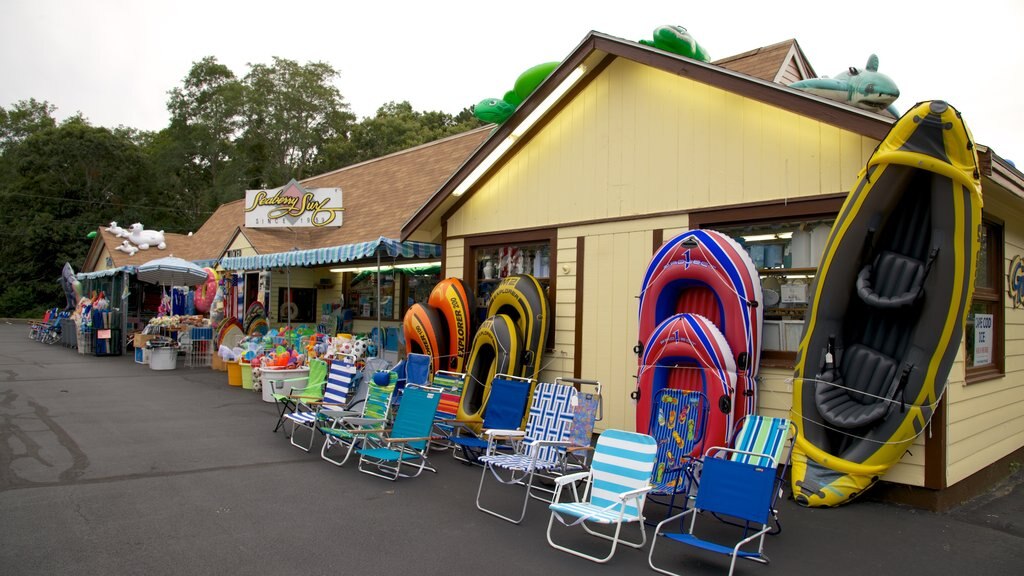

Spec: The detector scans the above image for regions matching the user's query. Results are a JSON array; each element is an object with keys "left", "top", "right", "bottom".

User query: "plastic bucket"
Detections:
[
  {"left": 227, "top": 360, "right": 242, "bottom": 386},
  {"left": 149, "top": 348, "right": 177, "bottom": 370},
  {"left": 240, "top": 363, "right": 253, "bottom": 390}
]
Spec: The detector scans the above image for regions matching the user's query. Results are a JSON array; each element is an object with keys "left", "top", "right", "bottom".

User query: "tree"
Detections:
[
  {"left": 0, "top": 98, "right": 57, "bottom": 154},
  {"left": 347, "top": 101, "right": 485, "bottom": 164},
  {"left": 0, "top": 119, "right": 157, "bottom": 315},
  {"left": 238, "top": 57, "right": 356, "bottom": 188}
]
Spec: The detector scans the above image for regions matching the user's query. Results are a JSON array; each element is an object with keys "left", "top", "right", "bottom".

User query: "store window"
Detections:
[
  {"left": 965, "top": 218, "right": 1004, "bottom": 383},
  {"left": 466, "top": 230, "right": 556, "bottom": 336},
  {"left": 346, "top": 270, "right": 397, "bottom": 320},
  {"left": 278, "top": 287, "right": 317, "bottom": 323}
]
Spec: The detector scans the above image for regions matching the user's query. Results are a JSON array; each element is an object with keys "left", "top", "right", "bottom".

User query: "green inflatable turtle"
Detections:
[
  {"left": 473, "top": 61, "right": 560, "bottom": 124},
  {"left": 639, "top": 25, "right": 710, "bottom": 62}
]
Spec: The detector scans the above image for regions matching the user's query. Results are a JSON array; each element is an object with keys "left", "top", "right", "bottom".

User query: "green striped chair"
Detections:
[
  {"left": 546, "top": 429, "right": 658, "bottom": 563},
  {"left": 318, "top": 370, "right": 396, "bottom": 466}
]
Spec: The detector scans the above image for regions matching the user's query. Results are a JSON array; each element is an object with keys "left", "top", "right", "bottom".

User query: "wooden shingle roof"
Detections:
[{"left": 714, "top": 38, "right": 816, "bottom": 84}]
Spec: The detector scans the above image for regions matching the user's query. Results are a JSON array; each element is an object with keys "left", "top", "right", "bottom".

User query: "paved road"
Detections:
[{"left": 1, "top": 323, "right": 1022, "bottom": 575}]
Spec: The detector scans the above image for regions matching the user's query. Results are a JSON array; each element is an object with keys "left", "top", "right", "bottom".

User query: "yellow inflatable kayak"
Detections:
[{"left": 791, "top": 101, "right": 982, "bottom": 506}]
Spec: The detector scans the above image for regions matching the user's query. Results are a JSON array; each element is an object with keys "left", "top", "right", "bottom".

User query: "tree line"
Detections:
[{"left": 0, "top": 56, "right": 484, "bottom": 316}]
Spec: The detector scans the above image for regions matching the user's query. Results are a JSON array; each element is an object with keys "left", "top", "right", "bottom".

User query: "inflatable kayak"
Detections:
[
  {"left": 486, "top": 275, "right": 549, "bottom": 383},
  {"left": 403, "top": 303, "right": 446, "bottom": 374},
  {"left": 458, "top": 314, "right": 524, "bottom": 431},
  {"left": 428, "top": 277, "right": 475, "bottom": 373},
  {"left": 791, "top": 101, "right": 982, "bottom": 507}
]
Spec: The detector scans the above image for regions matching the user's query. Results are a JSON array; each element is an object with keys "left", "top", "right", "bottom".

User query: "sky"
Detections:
[{"left": 3, "top": 0, "right": 1022, "bottom": 163}]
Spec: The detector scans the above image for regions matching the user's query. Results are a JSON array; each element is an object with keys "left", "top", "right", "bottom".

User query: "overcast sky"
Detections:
[{"left": 4, "top": 1, "right": 1022, "bottom": 164}]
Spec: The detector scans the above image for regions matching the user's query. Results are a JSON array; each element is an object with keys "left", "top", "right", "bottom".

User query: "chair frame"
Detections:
[
  {"left": 282, "top": 358, "right": 348, "bottom": 451},
  {"left": 446, "top": 373, "right": 533, "bottom": 465},
  {"left": 354, "top": 384, "right": 443, "bottom": 481},
  {"left": 269, "top": 360, "right": 328, "bottom": 434},
  {"left": 318, "top": 374, "right": 396, "bottom": 467}
]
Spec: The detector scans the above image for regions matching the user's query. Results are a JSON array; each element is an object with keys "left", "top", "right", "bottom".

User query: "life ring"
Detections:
[
  {"left": 403, "top": 303, "right": 446, "bottom": 373},
  {"left": 457, "top": 314, "right": 523, "bottom": 431},
  {"left": 636, "top": 313, "right": 736, "bottom": 451},
  {"left": 485, "top": 274, "right": 548, "bottom": 383},
  {"left": 279, "top": 301, "right": 299, "bottom": 322},
  {"left": 428, "top": 278, "right": 475, "bottom": 373}
]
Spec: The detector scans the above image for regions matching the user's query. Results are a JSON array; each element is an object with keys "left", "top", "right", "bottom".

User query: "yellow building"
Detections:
[{"left": 402, "top": 32, "right": 1024, "bottom": 508}]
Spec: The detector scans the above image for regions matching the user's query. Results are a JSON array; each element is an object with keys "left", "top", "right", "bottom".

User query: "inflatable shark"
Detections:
[{"left": 790, "top": 54, "right": 900, "bottom": 116}]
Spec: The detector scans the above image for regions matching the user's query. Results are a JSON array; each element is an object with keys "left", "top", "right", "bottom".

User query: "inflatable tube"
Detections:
[
  {"left": 458, "top": 315, "right": 523, "bottom": 431},
  {"left": 791, "top": 101, "right": 982, "bottom": 507},
  {"left": 403, "top": 303, "right": 446, "bottom": 374},
  {"left": 638, "top": 229, "right": 762, "bottom": 422},
  {"left": 486, "top": 275, "right": 549, "bottom": 383},
  {"left": 636, "top": 313, "right": 737, "bottom": 450},
  {"left": 428, "top": 278, "right": 475, "bottom": 373}
]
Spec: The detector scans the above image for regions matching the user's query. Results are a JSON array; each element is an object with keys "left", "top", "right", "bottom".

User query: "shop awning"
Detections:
[
  {"left": 77, "top": 266, "right": 137, "bottom": 280},
  {"left": 217, "top": 236, "right": 442, "bottom": 271}
]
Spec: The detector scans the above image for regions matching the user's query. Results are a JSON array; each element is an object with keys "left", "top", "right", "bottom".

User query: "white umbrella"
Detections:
[{"left": 137, "top": 256, "right": 209, "bottom": 286}]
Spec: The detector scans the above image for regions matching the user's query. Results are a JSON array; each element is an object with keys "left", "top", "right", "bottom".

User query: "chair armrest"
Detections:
[
  {"left": 339, "top": 417, "right": 385, "bottom": 427},
  {"left": 484, "top": 429, "right": 525, "bottom": 438},
  {"left": 346, "top": 428, "right": 390, "bottom": 436},
  {"left": 528, "top": 439, "right": 571, "bottom": 448},
  {"left": 618, "top": 485, "right": 653, "bottom": 500},
  {"left": 554, "top": 471, "right": 590, "bottom": 486},
  {"left": 706, "top": 446, "right": 777, "bottom": 468},
  {"left": 381, "top": 436, "right": 435, "bottom": 444}
]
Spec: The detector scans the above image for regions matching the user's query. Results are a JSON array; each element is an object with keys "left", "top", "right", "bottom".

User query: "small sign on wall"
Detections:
[{"left": 974, "top": 313, "right": 993, "bottom": 366}]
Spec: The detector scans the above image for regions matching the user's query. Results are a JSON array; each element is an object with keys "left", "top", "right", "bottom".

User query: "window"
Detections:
[
  {"left": 965, "top": 218, "right": 1004, "bottom": 383},
  {"left": 346, "top": 270, "right": 397, "bottom": 320},
  {"left": 277, "top": 287, "right": 317, "bottom": 323},
  {"left": 465, "top": 229, "right": 556, "bottom": 345}
]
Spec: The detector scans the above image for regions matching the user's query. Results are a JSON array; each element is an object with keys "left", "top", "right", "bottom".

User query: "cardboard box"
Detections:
[{"left": 134, "top": 333, "right": 159, "bottom": 348}]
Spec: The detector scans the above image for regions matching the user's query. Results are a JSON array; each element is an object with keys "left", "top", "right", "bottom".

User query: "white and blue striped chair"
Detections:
[
  {"left": 283, "top": 357, "right": 358, "bottom": 451},
  {"left": 546, "top": 429, "right": 658, "bottom": 563},
  {"left": 475, "top": 380, "right": 577, "bottom": 523}
]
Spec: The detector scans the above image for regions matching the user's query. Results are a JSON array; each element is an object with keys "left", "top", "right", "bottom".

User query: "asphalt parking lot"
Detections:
[{"left": 1, "top": 323, "right": 1022, "bottom": 575}]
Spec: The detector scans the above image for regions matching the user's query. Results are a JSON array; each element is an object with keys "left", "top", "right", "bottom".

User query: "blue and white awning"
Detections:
[{"left": 218, "top": 236, "right": 442, "bottom": 271}]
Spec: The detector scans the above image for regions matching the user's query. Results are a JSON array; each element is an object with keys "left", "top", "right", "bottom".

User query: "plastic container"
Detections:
[
  {"left": 149, "top": 348, "right": 177, "bottom": 370},
  {"left": 240, "top": 362, "right": 253, "bottom": 390},
  {"left": 134, "top": 347, "right": 151, "bottom": 365},
  {"left": 259, "top": 367, "right": 310, "bottom": 403},
  {"left": 227, "top": 360, "right": 242, "bottom": 386}
]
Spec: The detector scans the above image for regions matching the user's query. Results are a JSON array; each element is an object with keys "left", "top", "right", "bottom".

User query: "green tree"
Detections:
[
  {"left": 238, "top": 57, "right": 356, "bottom": 187},
  {"left": 347, "top": 101, "right": 485, "bottom": 164},
  {"left": 0, "top": 98, "right": 57, "bottom": 154},
  {"left": 0, "top": 119, "right": 157, "bottom": 315}
]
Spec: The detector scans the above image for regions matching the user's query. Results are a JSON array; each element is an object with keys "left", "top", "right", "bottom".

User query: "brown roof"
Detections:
[
  {"left": 87, "top": 225, "right": 195, "bottom": 270},
  {"left": 714, "top": 38, "right": 815, "bottom": 82}
]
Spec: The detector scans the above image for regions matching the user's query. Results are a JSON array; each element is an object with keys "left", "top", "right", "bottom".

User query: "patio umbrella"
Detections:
[{"left": 137, "top": 256, "right": 209, "bottom": 286}]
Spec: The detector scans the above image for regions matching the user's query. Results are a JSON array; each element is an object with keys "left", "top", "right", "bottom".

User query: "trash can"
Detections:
[
  {"left": 240, "top": 362, "right": 254, "bottom": 390},
  {"left": 150, "top": 347, "right": 177, "bottom": 370},
  {"left": 227, "top": 360, "right": 242, "bottom": 386}
]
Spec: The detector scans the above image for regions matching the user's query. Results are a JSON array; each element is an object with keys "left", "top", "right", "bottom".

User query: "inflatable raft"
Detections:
[
  {"left": 403, "top": 303, "right": 446, "bottom": 374},
  {"left": 486, "top": 275, "right": 549, "bottom": 383},
  {"left": 458, "top": 314, "right": 524, "bottom": 430},
  {"left": 637, "top": 313, "right": 737, "bottom": 448},
  {"left": 791, "top": 101, "right": 982, "bottom": 507},
  {"left": 637, "top": 229, "right": 762, "bottom": 430},
  {"left": 428, "top": 278, "right": 475, "bottom": 373}
]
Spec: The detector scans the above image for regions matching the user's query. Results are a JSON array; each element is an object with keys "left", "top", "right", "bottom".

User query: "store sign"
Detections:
[
  {"left": 973, "top": 313, "right": 993, "bottom": 366},
  {"left": 1009, "top": 254, "right": 1024, "bottom": 309},
  {"left": 244, "top": 179, "right": 343, "bottom": 228}
]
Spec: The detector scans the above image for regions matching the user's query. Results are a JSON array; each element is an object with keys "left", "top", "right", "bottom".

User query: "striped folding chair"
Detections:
[
  {"left": 282, "top": 358, "right": 353, "bottom": 451},
  {"left": 546, "top": 429, "right": 658, "bottom": 563},
  {"left": 318, "top": 371, "right": 396, "bottom": 467},
  {"left": 649, "top": 416, "right": 794, "bottom": 576},
  {"left": 646, "top": 390, "right": 710, "bottom": 519},
  {"left": 428, "top": 370, "right": 465, "bottom": 451},
  {"left": 475, "top": 380, "right": 577, "bottom": 523}
]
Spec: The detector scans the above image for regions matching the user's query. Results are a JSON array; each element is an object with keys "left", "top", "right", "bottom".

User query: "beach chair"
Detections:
[
  {"left": 280, "top": 358, "right": 351, "bottom": 451},
  {"left": 646, "top": 389, "right": 710, "bottom": 519},
  {"left": 447, "top": 374, "right": 532, "bottom": 464},
  {"left": 475, "top": 380, "right": 577, "bottom": 523},
  {"left": 318, "top": 370, "right": 396, "bottom": 466},
  {"left": 355, "top": 384, "right": 443, "bottom": 481},
  {"left": 546, "top": 429, "right": 658, "bottom": 563},
  {"left": 648, "top": 416, "right": 793, "bottom": 576},
  {"left": 270, "top": 359, "right": 329, "bottom": 434},
  {"left": 427, "top": 370, "right": 466, "bottom": 451},
  {"left": 554, "top": 377, "right": 603, "bottom": 476}
]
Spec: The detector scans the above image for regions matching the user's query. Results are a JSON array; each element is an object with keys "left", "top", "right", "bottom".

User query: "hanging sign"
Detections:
[
  {"left": 1009, "top": 254, "right": 1024, "bottom": 309},
  {"left": 244, "top": 179, "right": 344, "bottom": 228},
  {"left": 973, "top": 313, "right": 993, "bottom": 366}
]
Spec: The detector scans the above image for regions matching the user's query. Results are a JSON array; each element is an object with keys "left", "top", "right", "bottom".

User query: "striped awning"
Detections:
[
  {"left": 218, "top": 236, "right": 441, "bottom": 271},
  {"left": 77, "top": 266, "right": 137, "bottom": 280}
]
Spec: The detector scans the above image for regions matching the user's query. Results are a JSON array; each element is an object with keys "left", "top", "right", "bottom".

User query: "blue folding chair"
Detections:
[
  {"left": 447, "top": 374, "right": 532, "bottom": 464},
  {"left": 355, "top": 384, "right": 443, "bottom": 481},
  {"left": 648, "top": 416, "right": 793, "bottom": 576},
  {"left": 546, "top": 429, "right": 658, "bottom": 563}
]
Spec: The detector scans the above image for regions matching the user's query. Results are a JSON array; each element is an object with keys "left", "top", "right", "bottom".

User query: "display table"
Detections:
[{"left": 259, "top": 367, "right": 310, "bottom": 403}]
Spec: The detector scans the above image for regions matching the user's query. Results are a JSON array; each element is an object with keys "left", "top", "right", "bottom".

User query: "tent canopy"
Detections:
[{"left": 218, "top": 236, "right": 441, "bottom": 271}]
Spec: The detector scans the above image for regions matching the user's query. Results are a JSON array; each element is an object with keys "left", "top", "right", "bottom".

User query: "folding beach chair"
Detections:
[
  {"left": 646, "top": 389, "right": 710, "bottom": 519},
  {"left": 318, "top": 371, "right": 396, "bottom": 466},
  {"left": 281, "top": 358, "right": 352, "bottom": 451},
  {"left": 427, "top": 370, "right": 466, "bottom": 451},
  {"left": 546, "top": 429, "right": 658, "bottom": 564},
  {"left": 355, "top": 384, "right": 443, "bottom": 481},
  {"left": 648, "top": 416, "right": 793, "bottom": 576},
  {"left": 558, "top": 377, "right": 603, "bottom": 475},
  {"left": 475, "top": 380, "right": 577, "bottom": 523},
  {"left": 447, "top": 374, "right": 532, "bottom": 464},
  {"left": 270, "top": 359, "right": 329, "bottom": 434}
]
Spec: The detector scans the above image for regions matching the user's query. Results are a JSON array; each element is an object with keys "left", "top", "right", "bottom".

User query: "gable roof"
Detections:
[
  {"left": 401, "top": 31, "right": 894, "bottom": 240},
  {"left": 714, "top": 38, "right": 816, "bottom": 84}
]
